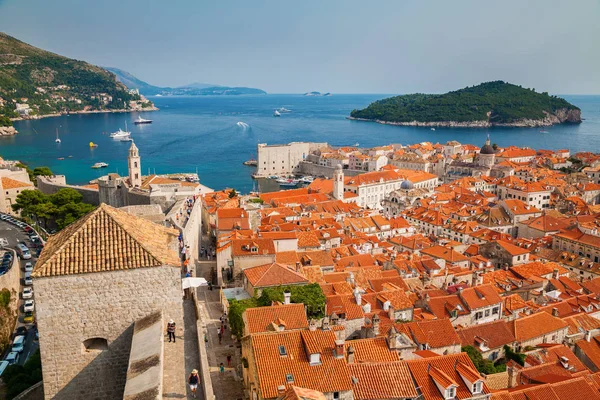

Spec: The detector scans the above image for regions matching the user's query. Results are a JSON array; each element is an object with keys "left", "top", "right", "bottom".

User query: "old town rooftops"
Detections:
[{"left": 32, "top": 203, "right": 180, "bottom": 278}]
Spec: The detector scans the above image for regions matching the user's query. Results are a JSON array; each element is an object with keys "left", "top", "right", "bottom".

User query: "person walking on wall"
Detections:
[
  {"left": 167, "top": 319, "right": 176, "bottom": 343},
  {"left": 188, "top": 369, "right": 199, "bottom": 398}
]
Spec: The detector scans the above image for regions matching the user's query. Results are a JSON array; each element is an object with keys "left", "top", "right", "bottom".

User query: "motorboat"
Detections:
[
  {"left": 277, "top": 178, "right": 299, "bottom": 187},
  {"left": 91, "top": 162, "right": 109, "bottom": 169},
  {"left": 134, "top": 116, "right": 152, "bottom": 125},
  {"left": 353, "top": 142, "right": 359, "bottom": 147},
  {"left": 278, "top": 107, "right": 292, "bottom": 113},
  {"left": 299, "top": 176, "right": 314, "bottom": 183},
  {"left": 431, "top": 128, "right": 436, "bottom": 131},
  {"left": 55, "top": 128, "right": 61, "bottom": 143},
  {"left": 273, "top": 110, "right": 281, "bottom": 117},
  {"left": 110, "top": 122, "right": 131, "bottom": 138},
  {"left": 89, "top": 142, "right": 98, "bottom": 148}
]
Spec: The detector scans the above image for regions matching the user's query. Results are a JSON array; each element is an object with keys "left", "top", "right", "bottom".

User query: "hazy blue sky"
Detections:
[{"left": 1, "top": 0, "right": 599, "bottom": 94}]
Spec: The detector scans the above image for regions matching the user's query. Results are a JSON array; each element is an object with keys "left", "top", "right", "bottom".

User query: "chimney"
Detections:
[
  {"left": 347, "top": 345, "right": 355, "bottom": 364},
  {"left": 309, "top": 319, "right": 317, "bottom": 331},
  {"left": 362, "top": 302, "right": 371, "bottom": 313},
  {"left": 387, "top": 327, "right": 399, "bottom": 350},
  {"left": 295, "top": 261, "right": 301, "bottom": 272},
  {"left": 322, "top": 317, "right": 330, "bottom": 331},
  {"left": 354, "top": 287, "right": 362, "bottom": 305},
  {"left": 277, "top": 385, "right": 286, "bottom": 395},
  {"left": 283, "top": 290, "right": 291, "bottom": 305},
  {"left": 560, "top": 356, "right": 570, "bottom": 369},
  {"left": 373, "top": 314, "right": 380, "bottom": 335},
  {"left": 552, "top": 307, "right": 559, "bottom": 317},
  {"left": 507, "top": 365, "right": 517, "bottom": 389},
  {"left": 383, "top": 300, "right": 391, "bottom": 312},
  {"left": 585, "top": 330, "right": 592, "bottom": 342},
  {"left": 347, "top": 272, "right": 355, "bottom": 285},
  {"left": 552, "top": 268, "right": 559, "bottom": 279},
  {"left": 334, "top": 340, "right": 345, "bottom": 359}
]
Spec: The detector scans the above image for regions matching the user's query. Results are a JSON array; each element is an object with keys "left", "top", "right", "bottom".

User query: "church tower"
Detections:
[
  {"left": 478, "top": 134, "right": 496, "bottom": 167},
  {"left": 128, "top": 141, "right": 142, "bottom": 188},
  {"left": 333, "top": 164, "right": 344, "bottom": 200}
]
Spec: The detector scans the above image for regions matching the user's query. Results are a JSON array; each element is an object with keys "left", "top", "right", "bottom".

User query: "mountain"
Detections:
[
  {"left": 106, "top": 67, "right": 266, "bottom": 96},
  {"left": 0, "top": 33, "right": 154, "bottom": 129},
  {"left": 350, "top": 81, "right": 582, "bottom": 128}
]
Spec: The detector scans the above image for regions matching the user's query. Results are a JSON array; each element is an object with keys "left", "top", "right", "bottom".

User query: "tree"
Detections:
[
  {"left": 54, "top": 202, "right": 95, "bottom": 230},
  {"left": 503, "top": 345, "right": 526, "bottom": 366},
  {"left": 32, "top": 166, "right": 53, "bottom": 177},
  {"left": 228, "top": 189, "right": 238, "bottom": 199},
  {"left": 49, "top": 188, "right": 83, "bottom": 207},
  {"left": 11, "top": 189, "right": 48, "bottom": 216},
  {"left": 228, "top": 297, "right": 258, "bottom": 339},
  {"left": 492, "top": 143, "right": 499, "bottom": 150},
  {"left": 257, "top": 284, "right": 326, "bottom": 319},
  {"left": 462, "top": 345, "right": 504, "bottom": 374},
  {"left": 2, "top": 348, "right": 42, "bottom": 399}
]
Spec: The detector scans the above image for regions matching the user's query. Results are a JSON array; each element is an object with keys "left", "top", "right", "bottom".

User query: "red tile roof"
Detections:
[
  {"left": 244, "top": 304, "right": 309, "bottom": 334},
  {"left": 243, "top": 263, "right": 309, "bottom": 288},
  {"left": 347, "top": 361, "right": 418, "bottom": 400}
]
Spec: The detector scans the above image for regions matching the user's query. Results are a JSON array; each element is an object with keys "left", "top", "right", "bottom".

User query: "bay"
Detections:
[{"left": 2, "top": 94, "right": 599, "bottom": 193}]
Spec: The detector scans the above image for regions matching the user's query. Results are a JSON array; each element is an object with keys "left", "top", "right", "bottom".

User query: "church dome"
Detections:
[
  {"left": 400, "top": 180, "right": 414, "bottom": 190},
  {"left": 480, "top": 143, "right": 495, "bottom": 155}
]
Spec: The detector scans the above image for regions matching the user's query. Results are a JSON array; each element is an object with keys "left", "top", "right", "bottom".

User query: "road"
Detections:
[{"left": 0, "top": 218, "right": 39, "bottom": 365}]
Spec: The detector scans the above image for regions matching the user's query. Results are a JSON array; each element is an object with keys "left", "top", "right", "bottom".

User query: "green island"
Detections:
[
  {"left": 350, "top": 81, "right": 582, "bottom": 128},
  {"left": 0, "top": 32, "right": 155, "bottom": 131}
]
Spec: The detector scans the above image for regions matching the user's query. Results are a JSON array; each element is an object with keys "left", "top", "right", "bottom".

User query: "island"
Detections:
[
  {"left": 106, "top": 67, "right": 267, "bottom": 96},
  {"left": 349, "top": 81, "right": 582, "bottom": 128},
  {"left": 0, "top": 32, "right": 156, "bottom": 134},
  {"left": 304, "top": 92, "right": 332, "bottom": 97}
]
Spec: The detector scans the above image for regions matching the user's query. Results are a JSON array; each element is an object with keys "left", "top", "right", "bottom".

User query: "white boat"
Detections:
[
  {"left": 91, "top": 162, "right": 109, "bottom": 169},
  {"left": 353, "top": 142, "right": 359, "bottom": 147},
  {"left": 55, "top": 128, "right": 61, "bottom": 143},
  {"left": 299, "top": 176, "right": 314, "bottom": 183},
  {"left": 278, "top": 107, "right": 292, "bottom": 113},
  {"left": 110, "top": 122, "right": 131, "bottom": 138},
  {"left": 431, "top": 128, "right": 436, "bottom": 131},
  {"left": 279, "top": 179, "right": 299, "bottom": 187},
  {"left": 273, "top": 110, "right": 281, "bottom": 117},
  {"left": 134, "top": 116, "right": 152, "bottom": 125}
]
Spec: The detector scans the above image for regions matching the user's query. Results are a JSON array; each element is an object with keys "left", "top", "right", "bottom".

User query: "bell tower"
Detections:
[
  {"left": 128, "top": 141, "right": 142, "bottom": 188},
  {"left": 333, "top": 164, "right": 344, "bottom": 200}
]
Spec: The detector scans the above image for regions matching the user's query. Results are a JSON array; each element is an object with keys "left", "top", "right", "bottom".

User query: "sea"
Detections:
[{"left": 2, "top": 94, "right": 600, "bottom": 193}]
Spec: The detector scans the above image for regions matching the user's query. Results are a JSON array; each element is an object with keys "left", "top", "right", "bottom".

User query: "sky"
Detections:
[{"left": 0, "top": 0, "right": 599, "bottom": 94}]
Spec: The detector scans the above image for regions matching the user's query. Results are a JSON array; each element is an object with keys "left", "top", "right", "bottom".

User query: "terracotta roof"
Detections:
[
  {"left": 575, "top": 337, "right": 600, "bottom": 370},
  {"left": 140, "top": 174, "right": 198, "bottom": 189},
  {"left": 422, "top": 245, "right": 469, "bottom": 264},
  {"left": 343, "top": 337, "right": 400, "bottom": 363},
  {"left": 506, "top": 312, "right": 568, "bottom": 342},
  {"left": 459, "top": 284, "right": 503, "bottom": 310},
  {"left": 1, "top": 176, "right": 33, "bottom": 189},
  {"left": 280, "top": 385, "right": 326, "bottom": 400},
  {"left": 32, "top": 203, "right": 179, "bottom": 277},
  {"left": 348, "top": 361, "right": 418, "bottom": 400},
  {"left": 243, "top": 263, "right": 309, "bottom": 288},
  {"left": 457, "top": 320, "right": 516, "bottom": 350},
  {"left": 297, "top": 231, "right": 321, "bottom": 249},
  {"left": 495, "top": 240, "right": 530, "bottom": 256},
  {"left": 244, "top": 304, "right": 308, "bottom": 334},
  {"left": 231, "top": 238, "right": 276, "bottom": 257},
  {"left": 250, "top": 330, "right": 352, "bottom": 398},
  {"left": 396, "top": 319, "right": 461, "bottom": 349}
]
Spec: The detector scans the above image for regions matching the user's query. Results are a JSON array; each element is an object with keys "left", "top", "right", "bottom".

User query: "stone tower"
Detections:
[
  {"left": 333, "top": 164, "right": 344, "bottom": 200},
  {"left": 128, "top": 141, "right": 142, "bottom": 188},
  {"left": 478, "top": 134, "right": 496, "bottom": 167}
]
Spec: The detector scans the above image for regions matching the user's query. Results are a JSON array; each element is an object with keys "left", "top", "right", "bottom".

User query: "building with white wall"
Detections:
[{"left": 255, "top": 142, "right": 327, "bottom": 177}]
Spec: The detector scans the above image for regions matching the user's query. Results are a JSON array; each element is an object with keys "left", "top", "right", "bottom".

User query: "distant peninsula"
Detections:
[
  {"left": 106, "top": 67, "right": 267, "bottom": 96},
  {"left": 349, "top": 81, "right": 582, "bottom": 128},
  {"left": 0, "top": 32, "right": 155, "bottom": 133}
]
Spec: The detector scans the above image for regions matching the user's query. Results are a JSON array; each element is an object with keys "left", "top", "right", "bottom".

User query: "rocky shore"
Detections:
[
  {"left": 347, "top": 108, "right": 582, "bottom": 128},
  {"left": 0, "top": 126, "right": 18, "bottom": 136},
  {"left": 10, "top": 106, "right": 159, "bottom": 123}
]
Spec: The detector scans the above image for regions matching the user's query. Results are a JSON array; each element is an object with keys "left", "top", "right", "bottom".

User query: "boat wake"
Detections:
[{"left": 237, "top": 121, "right": 250, "bottom": 130}]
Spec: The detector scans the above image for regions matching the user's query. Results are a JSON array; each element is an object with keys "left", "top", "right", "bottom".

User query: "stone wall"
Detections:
[
  {"left": 34, "top": 265, "right": 183, "bottom": 400},
  {"left": 0, "top": 251, "right": 20, "bottom": 354},
  {"left": 37, "top": 176, "right": 100, "bottom": 205},
  {"left": 298, "top": 162, "right": 363, "bottom": 179}
]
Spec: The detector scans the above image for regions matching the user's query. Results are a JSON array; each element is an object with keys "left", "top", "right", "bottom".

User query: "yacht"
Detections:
[
  {"left": 430, "top": 128, "right": 436, "bottom": 131},
  {"left": 278, "top": 179, "right": 299, "bottom": 187},
  {"left": 91, "top": 162, "right": 109, "bottom": 169},
  {"left": 134, "top": 116, "right": 153, "bottom": 125},
  {"left": 299, "top": 176, "right": 314, "bottom": 183},
  {"left": 353, "top": 142, "right": 359, "bottom": 147},
  {"left": 55, "top": 128, "right": 61, "bottom": 143},
  {"left": 278, "top": 107, "right": 292, "bottom": 113},
  {"left": 273, "top": 110, "right": 281, "bottom": 117},
  {"left": 110, "top": 122, "right": 131, "bottom": 138}
]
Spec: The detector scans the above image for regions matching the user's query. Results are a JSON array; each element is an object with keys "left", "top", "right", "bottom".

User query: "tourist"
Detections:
[
  {"left": 167, "top": 319, "right": 176, "bottom": 343},
  {"left": 226, "top": 354, "right": 232, "bottom": 367},
  {"left": 218, "top": 330, "right": 222, "bottom": 344},
  {"left": 188, "top": 369, "right": 199, "bottom": 398},
  {"left": 219, "top": 363, "right": 225, "bottom": 374}
]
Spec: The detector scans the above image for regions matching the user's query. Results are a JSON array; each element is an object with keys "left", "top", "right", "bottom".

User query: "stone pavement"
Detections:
[
  {"left": 198, "top": 287, "right": 245, "bottom": 400},
  {"left": 163, "top": 299, "right": 202, "bottom": 399}
]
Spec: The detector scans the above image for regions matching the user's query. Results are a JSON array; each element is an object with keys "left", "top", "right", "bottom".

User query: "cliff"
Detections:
[
  {"left": 350, "top": 81, "right": 582, "bottom": 128},
  {"left": 0, "top": 32, "right": 155, "bottom": 127}
]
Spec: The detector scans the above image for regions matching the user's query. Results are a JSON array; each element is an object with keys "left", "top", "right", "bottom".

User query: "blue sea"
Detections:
[{"left": 2, "top": 94, "right": 599, "bottom": 193}]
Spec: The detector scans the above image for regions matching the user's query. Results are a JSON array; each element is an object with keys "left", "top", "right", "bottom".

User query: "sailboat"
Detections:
[{"left": 55, "top": 128, "right": 61, "bottom": 143}]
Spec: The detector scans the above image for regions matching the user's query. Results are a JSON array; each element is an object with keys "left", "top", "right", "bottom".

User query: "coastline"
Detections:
[
  {"left": 347, "top": 115, "right": 579, "bottom": 128},
  {"left": 10, "top": 106, "right": 159, "bottom": 123}
]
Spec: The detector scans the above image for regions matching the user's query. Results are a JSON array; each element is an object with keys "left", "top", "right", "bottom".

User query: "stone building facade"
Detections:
[{"left": 32, "top": 204, "right": 182, "bottom": 399}]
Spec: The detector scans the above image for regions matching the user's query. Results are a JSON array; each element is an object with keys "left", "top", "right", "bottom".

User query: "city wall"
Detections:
[
  {"left": 37, "top": 176, "right": 100, "bottom": 205},
  {"left": 298, "top": 162, "right": 364, "bottom": 179}
]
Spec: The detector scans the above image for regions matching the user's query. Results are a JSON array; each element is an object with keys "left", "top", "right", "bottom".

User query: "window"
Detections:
[
  {"left": 492, "top": 307, "right": 499, "bottom": 315},
  {"left": 134, "top": 162, "right": 138, "bottom": 168},
  {"left": 285, "top": 373, "right": 294, "bottom": 383},
  {"left": 475, "top": 311, "right": 483, "bottom": 320},
  {"left": 333, "top": 392, "right": 340, "bottom": 400},
  {"left": 82, "top": 337, "right": 108, "bottom": 352},
  {"left": 278, "top": 345, "right": 288, "bottom": 356},
  {"left": 472, "top": 381, "right": 483, "bottom": 394},
  {"left": 484, "top": 309, "right": 490, "bottom": 317},
  {"left": 445, "top": 387, "right": 456, "bottom": 399}
]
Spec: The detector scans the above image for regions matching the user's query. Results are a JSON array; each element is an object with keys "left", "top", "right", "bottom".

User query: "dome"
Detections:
[
  {"left": 400, "top": 180, "right": 414, "bottom": 190},
  {"left": 336, "top": 164, "right": 343, "bottom": 170},
  {"left": 480, "top": 144, "right": 495, "bottom": 155}
]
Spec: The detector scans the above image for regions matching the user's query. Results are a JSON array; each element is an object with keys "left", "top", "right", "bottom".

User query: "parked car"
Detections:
[
  {"left": 23, "top": 300, "right": 34, "bottom": 312},
  {"left": 16, "top": 243, "right": 31, "bottom": 260},
  {"left": 4, "top": 351, "right": 19, "bottom": 365},
  {"left": 23, "top": 311, "right": 35, "bottom": 323},
  {"left": 11, "top": 335, "right": 25, "bottom": 353},
  {"left": 24, "top": 226, "right": 33, "bottom": 233},
  {"left": 22, "top": 287, "right": 33, "bottom": 299},
  {"left": 24, "top": 276, "right": 33, "bottom": 286},
  {"left": 14, "top": 326, "right": 28, "bottom": 338},
  {"left": 0, "top": 360, "right": 9, "bottom": 377},
  {"left": 24, "top": 262, "right": 34, "bottom": 273},
  {"left": 3, "top": 251, "right": 13, "bottom": 260},
  {"left": 0, "top": 267, "right": 7, "bottom": 276}
]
